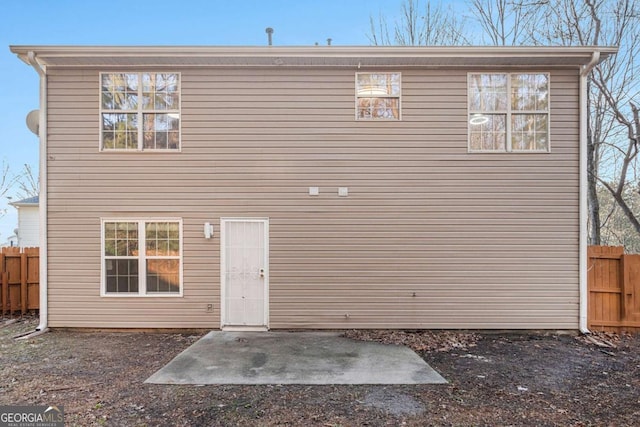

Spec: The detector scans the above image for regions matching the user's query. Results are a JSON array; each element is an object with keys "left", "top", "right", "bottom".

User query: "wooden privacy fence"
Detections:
[
  {"left": 588, "top": 246, "right": 640, "bottom": 332},
  {"left": 0, "top": 247, "right": 40, "bottom": 316}
]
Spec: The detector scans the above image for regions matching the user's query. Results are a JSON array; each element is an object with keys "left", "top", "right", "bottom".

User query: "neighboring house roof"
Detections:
[
  {"left": 9, "top": 195, "right": 39, "bottom": 207},
  {"left": 10, "top": 45, "right": 617, "bottom": 68}
]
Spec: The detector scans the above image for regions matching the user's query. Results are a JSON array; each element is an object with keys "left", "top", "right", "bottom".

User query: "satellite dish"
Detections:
[{"left": 26, "top": 109, "right": 40, "bottom": 135}]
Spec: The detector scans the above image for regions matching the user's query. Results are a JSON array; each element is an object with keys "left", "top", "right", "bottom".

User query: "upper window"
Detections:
[
  {"left": 356, "top": 73, "right": 401, "bottom": 120},
  {"left": 468, "top": 73, "right": 549, "bottom": 152},
  {"left": 102, "top": 219, "right": 182, "bottom": 296},
  {"left": 100, "top": 73, "right": 180, "bottom": 151}
]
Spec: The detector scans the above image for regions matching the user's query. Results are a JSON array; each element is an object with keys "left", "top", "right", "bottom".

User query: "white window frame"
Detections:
[
  {"left": 100, "top": 218, "right": 184, "bottom": 297},
  {"left": 355, "top": 72, "right": 402, "bottom": 121},
  {"left": 99, "top": 72, "right": 182, "bottom": 152},
  {"left": 467, "top": 72, "right": 550, "bottom": 153}
]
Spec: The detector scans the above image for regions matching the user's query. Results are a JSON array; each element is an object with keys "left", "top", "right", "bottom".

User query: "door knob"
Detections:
[{"left": 259, "top": 268, "right": 265, "bottom": 278}]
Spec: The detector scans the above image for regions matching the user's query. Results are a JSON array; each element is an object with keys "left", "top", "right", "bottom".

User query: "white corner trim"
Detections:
[{"left": 27, "top": 51, "right": 48, "bottom": 332}]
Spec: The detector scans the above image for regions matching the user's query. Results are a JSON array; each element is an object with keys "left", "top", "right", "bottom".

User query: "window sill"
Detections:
[
  {"left": 467, "top": 149, "right": 551, "bottom": 154},
  {"left": 101, "top": 292, "right": 184, "bottom": 298},
  {"left": 99, "top": 149, "right": 182, "bottom": 153}
]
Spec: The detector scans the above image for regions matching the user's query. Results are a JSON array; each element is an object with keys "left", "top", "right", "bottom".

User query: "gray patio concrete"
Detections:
[{"left": 145, "top": 331, "right": 447, "bottom": 385}]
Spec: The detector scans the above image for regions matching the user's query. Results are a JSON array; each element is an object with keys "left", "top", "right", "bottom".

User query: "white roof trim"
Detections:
[
  {"left": 10, "top": 45, "right": 618, "bottom": 68},
  {"left": 9, "top": 195, "right": 39, "bottom": 207}
]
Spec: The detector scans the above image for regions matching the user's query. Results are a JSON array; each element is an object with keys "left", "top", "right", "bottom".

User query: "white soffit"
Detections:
[{"left": 10, "top": 46, "right": 618, "bottom": 68}]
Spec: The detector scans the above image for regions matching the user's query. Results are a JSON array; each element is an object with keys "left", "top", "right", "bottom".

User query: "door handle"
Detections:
[{"left": 259, "top": 268, "right": 265, "bottom": 278}]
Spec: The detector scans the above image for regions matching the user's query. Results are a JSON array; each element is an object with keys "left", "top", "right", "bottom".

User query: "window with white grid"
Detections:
[
  {"left": 102, "top": 219, "right": 182, "bottom": 296},
  {"left": 100, "top": 73, "right": 180, "bottom": 151},
  {"left": 468, "top": 73, "right": 549, "bottom": 152},
  {"left": 356, "top": 73, "right": 401, "bottom": 120}
]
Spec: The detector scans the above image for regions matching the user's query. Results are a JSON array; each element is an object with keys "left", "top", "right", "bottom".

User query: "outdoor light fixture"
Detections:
[{"left": 204, "top": 222, "right": 214, "bottom": 239}]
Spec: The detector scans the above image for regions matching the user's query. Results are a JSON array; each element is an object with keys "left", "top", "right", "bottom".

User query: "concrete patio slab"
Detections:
[{"left": 145, "top": 331, "right": 447, "bottom": 385}]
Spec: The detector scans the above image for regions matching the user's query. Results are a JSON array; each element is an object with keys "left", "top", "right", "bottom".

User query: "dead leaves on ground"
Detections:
[
  {"left": 342, "top": 330, "right": 480, "bottom": 353},
  {"left": 575, "top": 330, "right": 633, "bottom": 351}
]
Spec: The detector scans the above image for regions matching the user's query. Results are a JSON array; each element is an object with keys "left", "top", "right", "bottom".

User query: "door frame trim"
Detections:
[{"left": 220, "top": 217, "right": 269, "bottom": 330}]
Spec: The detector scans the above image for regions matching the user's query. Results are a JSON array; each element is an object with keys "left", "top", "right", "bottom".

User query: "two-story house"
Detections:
[{"left": 10, "top": 45, "right": 616, "bottom": 331}]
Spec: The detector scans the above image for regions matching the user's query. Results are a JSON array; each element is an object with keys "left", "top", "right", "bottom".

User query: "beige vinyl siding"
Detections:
[{"left": 45, "top": 66, "right": 580, "bottom": 329}]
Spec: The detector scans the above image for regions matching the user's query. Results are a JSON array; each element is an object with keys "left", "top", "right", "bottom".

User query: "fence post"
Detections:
[
  {"left": 1, "top": 271, "right": 7, "bottom": 317},
  {"left": 29, "top": 249, "right": 40, "bottom": 310},
  {"left": 622, "top": 254, "right": 640, "bottom": 326},
  {"left": 622, "top": 255, "right": 628, "bottom": 321},
  {"left": 21, "top": 252, "right": 27, "bottom": 315},
  {"left": 0, "top": 251, "right": 3, "bottom": 316}
]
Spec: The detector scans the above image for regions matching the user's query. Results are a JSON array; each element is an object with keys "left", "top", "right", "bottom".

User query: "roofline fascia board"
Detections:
[
  {"left": 9, "top": 202, "right": 38, "bottom": 207},
  {"left": 10, "top": 45, "right": 618, "bottom": 68},
  {"left": 8, "top": 196, "right": 39, "bottom": 207},
  {"left": 9, "top": 45, "right": 619, "bottom": 54}
]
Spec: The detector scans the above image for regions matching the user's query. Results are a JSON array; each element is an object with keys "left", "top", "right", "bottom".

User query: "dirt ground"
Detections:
[{"left": 1, "top": 317, "right": 639, "bottom": 426}]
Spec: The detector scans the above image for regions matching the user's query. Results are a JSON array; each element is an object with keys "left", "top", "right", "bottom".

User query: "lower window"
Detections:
[{"left": 102, "top": 219, "right": 182, "bottom": 296}]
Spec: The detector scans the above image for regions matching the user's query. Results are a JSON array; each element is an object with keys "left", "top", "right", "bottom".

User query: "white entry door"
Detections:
[{"left": 221, "top": 218, "right": 269, "bottom": 329}]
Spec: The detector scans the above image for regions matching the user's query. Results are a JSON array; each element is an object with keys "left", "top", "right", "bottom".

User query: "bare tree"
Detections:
[
  {"left": 593, "top": 93, "right": 640, "bottom": 234},
  {"left": 13, "top": 164, "right": 39, "bottom": 200},
  {"left": 470, "top": 0, "right": 539, "bottom": 45},
  {"left": 0, "top": 161, "right": 20, "bottom": 220},
  {"left": 369, "top": 0, "right": 470, "bottom": 46},
  {"left": 368, "top": 12, "right": 393, "bottom": 46},
  {"left": 590, "top": 1, "right": 640, "bottom": 240},
  {"left": 525, "top": 0, "right": 640, "bottom": 247},
  {"left": 598, "top": 182, "right": 640, "bottom": 252},
  {"left": 1, "top": 161, "right": 19, "bottom": 242},
  {"left": 0, "top": 162, "right": 39, "bottom": 243},
  {"left": 467, "top": 0, "right": 640, "bottom": 248},
  {"left": 526, "top": 0, "right": 608, "bottom": 243},
  {"left": 370, "top": 0, "right": 640, "bottom": 250}
]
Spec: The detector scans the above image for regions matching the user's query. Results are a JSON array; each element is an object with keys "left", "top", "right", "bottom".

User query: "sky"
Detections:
[{"left": 0, "top": 0, "right": 473, "bottom": 244}]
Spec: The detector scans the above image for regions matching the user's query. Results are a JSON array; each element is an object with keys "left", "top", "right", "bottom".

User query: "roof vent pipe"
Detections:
[
  {"left": 327, "top": 38, "right": 332, "bottom": 46},
  {"left": 266, "top": 27, "right": 274, "bottom": 46}
]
